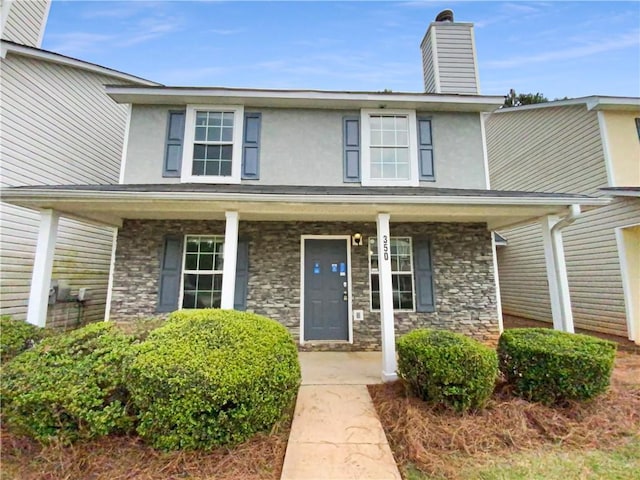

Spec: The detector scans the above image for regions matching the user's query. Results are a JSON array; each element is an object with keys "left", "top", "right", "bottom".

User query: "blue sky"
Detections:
[{"left": 43, "top": 1, "right": 640, "bottom": 99}]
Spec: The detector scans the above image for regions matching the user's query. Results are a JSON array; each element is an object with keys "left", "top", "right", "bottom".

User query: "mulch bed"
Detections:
[
  {"left": 368, "top": 352, "right": 640, "bottom": 479},
  {"left": 1, "top": 427, "right": 289, "bottom": 480}
]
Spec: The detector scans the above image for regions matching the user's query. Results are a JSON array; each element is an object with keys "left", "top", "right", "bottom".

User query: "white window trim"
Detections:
[
  {"left": 368, "top": 236, "right": 416, "bottom": 312},
  {"left": 179, "top": 234, "right": 225, "bottom": 310},
  {"left": 181, "top": 104, "right": 244, "bottom": 184},
  {"left": 360, "top": 108, "right": 419, "bottom": 187}
]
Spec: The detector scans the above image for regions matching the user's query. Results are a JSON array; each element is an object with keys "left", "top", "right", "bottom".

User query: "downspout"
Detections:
[{"left": 550, "top": 204, "right": 581, "bottom": 333}]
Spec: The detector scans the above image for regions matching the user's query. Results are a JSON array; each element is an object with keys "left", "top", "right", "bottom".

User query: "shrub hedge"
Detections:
[
  {"left": 498, "top": 328, "right": 617, "bottom": 404},
  {"left": 397, "top": 329, "right": 498, "bottom": 412},
  {"left": 1, "top": 322, "right": 136, "bottom": 443},
  {"left": 127, "top": 309, "right": 301, "bottom": 450},
  {"left": 0, "top": 315, "right": 46, "bottom": 362}
]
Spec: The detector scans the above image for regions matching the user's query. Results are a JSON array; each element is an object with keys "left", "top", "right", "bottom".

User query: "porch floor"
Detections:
[{"left": 281, "top": 352, "right": 401, "bottom": 480}]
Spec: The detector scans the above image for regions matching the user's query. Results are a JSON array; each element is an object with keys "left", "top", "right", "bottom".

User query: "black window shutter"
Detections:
[
  {"left": 157, "top": 235, "right": 183, "bottom": 313},
  {"left": 343, "top": 116, "right": 361, "bottom": 182},
  {"left": 163, "top": 111, "right": 185, "bottom": 177},
  {"left": 413, "top": 238, "right": 435, "bottom": 312},
  {"left": 417, "top": 118, "right": 435, "bottom": 181},
  {"left": 242, "top": 113, "right": 261, "bottom": 179},
  {"left": 234, "top": 239, "right": 250, "bottom": 311}
]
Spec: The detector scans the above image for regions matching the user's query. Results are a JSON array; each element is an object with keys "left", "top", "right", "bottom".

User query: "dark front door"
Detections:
[{"left": 304, "top": 239, "right": 349, "bottom": 341}]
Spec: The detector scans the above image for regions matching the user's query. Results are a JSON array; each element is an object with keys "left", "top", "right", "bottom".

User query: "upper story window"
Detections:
[
  {"left": 181, "top": 105, "right": 244, "bottom": 183},
  {"left": 361, "top": 109, "right": 419, "bottom": 186}
]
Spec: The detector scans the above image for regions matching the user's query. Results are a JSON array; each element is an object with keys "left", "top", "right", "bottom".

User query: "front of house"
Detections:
[{"left": 1, "top": 13, "right": 607, "bottom": 379}]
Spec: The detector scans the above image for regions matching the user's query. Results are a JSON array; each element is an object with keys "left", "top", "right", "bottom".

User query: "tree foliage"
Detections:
[{"left": 503, "top": 88, "right": 549, "bottom": 108}]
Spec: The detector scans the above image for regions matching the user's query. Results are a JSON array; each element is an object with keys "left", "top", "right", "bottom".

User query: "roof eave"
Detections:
[{"left": 104, "top": 86, "right": 504, "bottom": 112}]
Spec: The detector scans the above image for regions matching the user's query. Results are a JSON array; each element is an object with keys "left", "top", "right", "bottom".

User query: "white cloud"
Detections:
[{"left": 485, "top": 31, "right": 640, "bottom": 68}]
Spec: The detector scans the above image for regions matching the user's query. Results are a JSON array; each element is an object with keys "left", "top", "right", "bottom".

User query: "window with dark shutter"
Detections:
[
  {"left": 413, "top": 237, "right": 436, "bottom": 312},
  {"left": 242, "top": 113, "right": 262, "bottom": 179},
  {"left": 163, "top": 111, "right": 185, "bottom": 177},
  {"left": 343, "top": 116, "right": 361, "bottom": 182},
  {"left": 417, "top": 118, "right": 435, "bottom": 181},
  {"left": 157, "top": 235, "right": 183, "bottom": 312}
]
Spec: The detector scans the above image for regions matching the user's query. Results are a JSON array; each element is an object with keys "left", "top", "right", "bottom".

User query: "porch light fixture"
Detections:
[{"left": 352, "top": 233, "right": 363, "bottom": 246}]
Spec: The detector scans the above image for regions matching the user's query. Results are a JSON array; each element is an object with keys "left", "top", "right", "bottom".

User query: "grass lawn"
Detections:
[{"left": 370, "top": 352, "right": 640, "bottom": 480}]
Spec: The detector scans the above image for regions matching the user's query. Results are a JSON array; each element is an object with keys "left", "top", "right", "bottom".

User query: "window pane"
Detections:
[
  {"left": 200, "top": 239, "right": 214, "bottom": 253},
  {"left": 213, "top": 274, "right": 223, "bottom": 290},
  {"left": 205, "top": 161, "right": 220, "bottom": 176},
  {"left": 207, "top": 145, "right": 221, "bottom": 160},
  {"left": 370, "top": 163, "right": 382, "bottom": 179},
  {"left": 221, "top": 145, "right": 233, "bottom": 160},
  {"left": 397, "top": 131, "right": 408, "bottom": 146},
  {"left": 186, "top": 239, "right": 199, "bottom": 252},
  {"left": 382, "top": 131, "right": 396, "bottom": 146},
  {"left": 221, "top": 126, "right": 233, "bottom": 142},
  {"left": 184, "top": 274, "right": 197, "bottom": 290},
  {"left": 198, "top": 274, "right": 213, "bottom": 290},
  {"left": 182, "top": 291, "right": 196, "bottom": 309},
  {"left": 195, "top": 126, "right": 206, "bottom": 141},
  {"left": 185, "top": 254, "right": 198, "bottom": 270},
  {"left": 195, "top": 112, "right": 207, "bottom": 126},
  {"left": 196, "top": 291, "right": 213, "bottom": 308},
  {"left": 211, "top": 291, "right": 222, "bottom": 308},
  {"left": 192, "top": 160, "right": 205, "bottom": 176},
  {"left": 210, "top": 112, "right": 222, "bottom": 126},
  {"left": 193, "top": 144, "right": 206, "bottom": 160},
  {"left": 370, "top": 131, "right": 382, "bottom": 145},
  {"left": 220, "top": 161, "right": 232, "bottom": 176},
  {"left": 199, "top": 254, "right": 214, "bottom": 270},
  {"left": 207, "top": 126, "right": 221, "bottom": 141},
  {"left": 396, "top": 163, "right": 410, "bottom": 180},
  {"left": 214, "top": 252, "right": 224, "bottom": 270},
  {"left": 381, "top": 116, "right": 395, "bottom": 130},
  {"left": 222, "top": 113, "right": 234, "bottom": 127},
  {"left": 370, "top": 116, "right": 382, "bottom": 130},
  {"left": 382, "top": 163, "right": 396, "bottom": 179}
]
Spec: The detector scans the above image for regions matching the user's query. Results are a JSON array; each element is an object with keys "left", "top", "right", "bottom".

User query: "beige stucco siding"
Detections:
[
  {"left": 0, "top": 52, "right": 133, "bottom": 325},
  {"left": 2, "top": 0, "right": 48, "bottom": 47},
  {"left": 487, "top": 105, "right": 607, "bottom": 195},
  {"left": 601, "top": 111, "right": 640, "bottom": 187},
  {"left": 498, "top": 199, "right": 639, "bottom": 337},
  {"left": 123, "top": 106, "right": 488, "bottom": 189}
]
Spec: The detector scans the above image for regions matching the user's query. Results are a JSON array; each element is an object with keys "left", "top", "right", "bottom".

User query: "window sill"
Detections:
[
  {"left": 362, "top": 178, "right": 420, "bottom": 187},
  {"left": 180, "top": 175, "right": 241, "bottom": 184}
]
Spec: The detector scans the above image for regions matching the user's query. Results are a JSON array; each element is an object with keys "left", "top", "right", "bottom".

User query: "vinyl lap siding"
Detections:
[
  {"left": 486, "top": 105, "right": 607, "bottom": 195},
  {"left": 0, "top": 53, "right": 132, "bottom": 325},
  {"left": 433, "top": 25, "right": 478, "bottom": 95},
  {"left": 2, "top": 0, "right": 48, "bottom": 47},
  {"left": 421, "top": 30, "right": 437, "bottom": 93},
  {"left": 498, "top": 200, "right": 639, "bottom": 337}
]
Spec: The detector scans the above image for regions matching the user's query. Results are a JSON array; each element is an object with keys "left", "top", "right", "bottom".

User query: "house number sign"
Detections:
[{"left": 382, "top": 235, "right": 390, "bottom": 262}]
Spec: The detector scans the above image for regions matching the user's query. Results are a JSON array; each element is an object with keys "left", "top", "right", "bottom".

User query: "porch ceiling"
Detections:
[{"left": 1, "top": 184, "right": 609, "bottom": 231}]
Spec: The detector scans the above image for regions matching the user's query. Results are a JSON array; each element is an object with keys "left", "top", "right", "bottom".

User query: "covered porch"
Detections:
[{"left": 0, "top": 184, "right": 608, "bottom": 381}]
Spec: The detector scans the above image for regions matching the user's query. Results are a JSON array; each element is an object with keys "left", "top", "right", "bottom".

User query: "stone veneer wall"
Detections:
[{"left": 110, "top": 220, "right": 499, "bottom": 350}]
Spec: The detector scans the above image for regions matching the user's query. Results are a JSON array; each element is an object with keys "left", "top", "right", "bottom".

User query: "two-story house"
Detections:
[
  {"left": 2, "top": 12, "right": 606, "bottom": 379},
  {"left": 486, "top": 97, "right": 640, "bottom": 345},
  {"left": 0, "top": 0, "right": 158, "bottom": 328}
]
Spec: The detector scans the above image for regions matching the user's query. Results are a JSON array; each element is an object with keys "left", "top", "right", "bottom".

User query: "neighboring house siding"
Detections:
[
  {"left": 487, "top": 105, "right": 607, "bottom": 195},
  {"left": 499, "top": 199, "right": 639, "bottom": 337},
  {"left": 2, "top": 0, "right": 49, "bottom": 47},
  {"left": 0, "top": 52, "right": 132, "bottom": 325},
  {"left": 601, "top": 111, "right": 640, "bottom": 187},
  {"left": 123, "top": 106, "right": 488, "bottom": 189},
  {"left": 487, "top": 104, "right": 634, "bottom": 339}
]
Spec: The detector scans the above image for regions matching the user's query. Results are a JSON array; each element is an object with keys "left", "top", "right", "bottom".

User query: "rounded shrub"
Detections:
[
  {"left": 1, "top": 322, "right": 136, "bottom": 443},
  {"left": 498, "top": 328, "right": 617, "bottom": 404},
  {"left": 397, "top": 329, "right": 498, "bottom": 412},
  {"left": 127, "top": 309, "right": 301, "bottom": 450},
  {"left": 0, "top": 315, "right": 46, "bottom": 362}
]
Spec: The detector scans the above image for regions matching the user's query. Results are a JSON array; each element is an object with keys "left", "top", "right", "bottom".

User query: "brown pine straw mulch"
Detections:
[
  {"left": 0, "top": 426, "right": 289, "bottom": 480},
  {"left": 367, "top": 352, "right": 640, "bottom": 479}
]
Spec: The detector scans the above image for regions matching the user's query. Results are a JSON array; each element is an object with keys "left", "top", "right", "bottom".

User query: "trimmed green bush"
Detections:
[
  {"left": 397, "top": 329, "right": 498, "bottom": 412},
  {"left": 498, "top": 328, "right": 617, "bottom": 404},
  {"left": 1, "top": 315, "right": 46, "bottom": 362},
  {"left": 1, "top": 322, "right": 136, "bottom": 443},
  {"left": 128, "top": 309, "right": 301, "bottom": 450}
]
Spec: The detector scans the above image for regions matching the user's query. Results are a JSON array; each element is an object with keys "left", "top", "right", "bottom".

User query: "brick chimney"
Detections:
[{"left": 420, "top": 9, "right": 480, "bottom": 94}]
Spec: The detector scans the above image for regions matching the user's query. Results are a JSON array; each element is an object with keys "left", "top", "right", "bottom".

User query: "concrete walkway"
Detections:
[{"left": 280, "top": 352, "right": 402, "bottom": 480}]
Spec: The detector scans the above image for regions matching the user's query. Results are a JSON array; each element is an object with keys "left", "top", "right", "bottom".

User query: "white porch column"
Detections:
[
  {"left": 220, "top": 211, "right": 239, "bottom": 309},
  {"left": 376, "top": 213, "right": 398, "bottom": 382},
  {"left": 541, "top": 215, "right": 575, "bottom": 333},
  {"left": 27, "top": 209, "right": 59, "bottom": 327}
]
